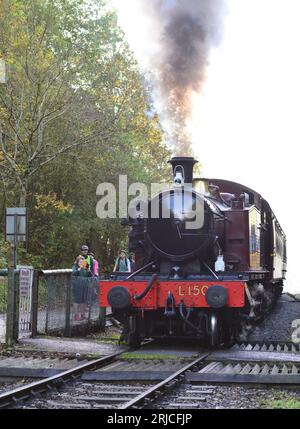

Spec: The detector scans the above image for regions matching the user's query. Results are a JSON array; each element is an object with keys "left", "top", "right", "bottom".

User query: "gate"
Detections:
[{"left": 18, "top": 266, "right": 33, "bottom": 334}]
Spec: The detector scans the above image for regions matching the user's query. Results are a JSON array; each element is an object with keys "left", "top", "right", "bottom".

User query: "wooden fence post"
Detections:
[
  {"left": 5, "top": 269, "right": 15, "bottom": 346},
  {"left": 5, "top": 243, "right": 17, "bottom": 346},
  {"left": 13, "top": 271, "right": 19, "bottom": 340},
  {"left": 99, "top": 307, "right": 106, "bottom": 331}
]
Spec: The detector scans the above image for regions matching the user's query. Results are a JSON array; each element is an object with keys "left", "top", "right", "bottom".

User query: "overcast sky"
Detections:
[{"left": 112, "top": 0, "right": 300, "bottom": 293}]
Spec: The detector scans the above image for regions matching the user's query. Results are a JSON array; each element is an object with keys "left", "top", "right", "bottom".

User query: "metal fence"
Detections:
[
  {"left": 35, "top": 270, "right": 105, "bottom": 337},
  {"left": 0, "top": 269, "right": 106, "bottom": 344}
]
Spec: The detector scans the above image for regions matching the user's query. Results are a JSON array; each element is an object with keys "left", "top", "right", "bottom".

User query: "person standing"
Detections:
[
  {"left": 72, "top": 255, "right": 92, "bottom": 321},
  {"left": 88, "top": 251, "right": 99, "bottom": 305},
  {"left": 129, "top": 253, "right": 136, "bottom": 273},
  {"left": 113, "top": 250, "right": 131, "bottom": 273},
  {"left": 79, "top": 245, "right": 99, "bottom": 311},
  {"left": 80, "top": 245, "right": 95, "bottom": 275},
  {"left": 89, "top": 251, "right": 99, "bottom": 276}
]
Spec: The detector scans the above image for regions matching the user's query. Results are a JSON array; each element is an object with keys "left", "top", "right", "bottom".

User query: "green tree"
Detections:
[
  {"left": 0, "top": 0, "right": 140, "bottom": 205},
  {"left": 0, "top": 0, "right": 171, "bottom": 269}
]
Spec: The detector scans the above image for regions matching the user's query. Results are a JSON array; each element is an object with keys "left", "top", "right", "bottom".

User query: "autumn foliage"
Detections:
[{"left": 0, "top": 0, "right": 171, "bottom": 269}]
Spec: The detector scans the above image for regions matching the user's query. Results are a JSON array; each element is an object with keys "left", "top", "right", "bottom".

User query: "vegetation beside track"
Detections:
[
  {"left": 260, "top": 393, "right": 300, "bottom": 409},
  {"left": 0, "top": 278, "right": 6, "bottom": 313},
  {"left": 121, "top": 353, "right": 181, "bottom": 360}
]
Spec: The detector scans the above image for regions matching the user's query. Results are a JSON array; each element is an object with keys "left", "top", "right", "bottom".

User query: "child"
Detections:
[{"left": 113, "top": 250, "right": 131, "bottom": 273}]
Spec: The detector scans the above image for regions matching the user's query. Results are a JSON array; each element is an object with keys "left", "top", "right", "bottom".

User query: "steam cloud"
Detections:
[{"left": 138, "top": 0, "right": 226, "bottom": 155}]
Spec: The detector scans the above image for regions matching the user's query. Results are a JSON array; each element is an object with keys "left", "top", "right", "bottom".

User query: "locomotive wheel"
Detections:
[{"left": 209, "top": 311, "right": 237, "bottom": 348}]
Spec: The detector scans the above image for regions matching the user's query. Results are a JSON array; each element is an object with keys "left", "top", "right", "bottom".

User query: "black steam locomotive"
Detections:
[{"left": 100, "top": 157, "right": 287, "bottom": 347}]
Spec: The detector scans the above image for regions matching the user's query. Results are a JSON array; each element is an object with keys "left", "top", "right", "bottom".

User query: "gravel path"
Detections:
[
  {"left": 16, "top": 336, "right": 126, "bottom": 356},
  {"left": 248, "top": 294, "right": 300, "bottom": 342}
]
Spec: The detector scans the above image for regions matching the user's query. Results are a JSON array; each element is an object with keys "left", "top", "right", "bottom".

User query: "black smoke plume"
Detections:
[{"left": 141, "top": 0, "right": 226, "bottom": 155}]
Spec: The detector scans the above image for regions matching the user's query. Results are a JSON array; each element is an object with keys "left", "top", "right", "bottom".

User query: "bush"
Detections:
[
  {"left": 0, "top": 240, "right": 8, "bottom": 269},
  {"left": 0, "top": 278, "right": 7, "bottom": 313}
]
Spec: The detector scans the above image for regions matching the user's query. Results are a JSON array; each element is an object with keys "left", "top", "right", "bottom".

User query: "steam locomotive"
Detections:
[{"left": 100, "top": 157, "right": 287, "bottom": 347}]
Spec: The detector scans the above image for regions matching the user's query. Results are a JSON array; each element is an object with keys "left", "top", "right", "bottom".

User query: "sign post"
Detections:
[{"left": 5, "top": 208, "right": 27, "bottom": 346}]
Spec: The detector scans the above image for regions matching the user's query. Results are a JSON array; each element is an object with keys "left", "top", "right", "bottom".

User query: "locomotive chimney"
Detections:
[{"left": 168, "top": 157, "right": 198, "bottom": 185}]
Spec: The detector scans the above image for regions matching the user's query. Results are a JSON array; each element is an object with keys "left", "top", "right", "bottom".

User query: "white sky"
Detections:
[{"left": 112, "top": 0, "right": 300, "bottom": 293}]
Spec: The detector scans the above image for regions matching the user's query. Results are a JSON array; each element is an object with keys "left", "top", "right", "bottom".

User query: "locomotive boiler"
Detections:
[{"left": 100, "top": 157, "right": 287, "bottom": 347}]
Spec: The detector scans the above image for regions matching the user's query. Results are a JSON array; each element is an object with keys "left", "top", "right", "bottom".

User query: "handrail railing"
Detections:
[
  {"left": 39, "top": 269, "right": 72, "bottom": 275},
  {"left": 0, "top": 269, "right": 20, "bottom": 277}
]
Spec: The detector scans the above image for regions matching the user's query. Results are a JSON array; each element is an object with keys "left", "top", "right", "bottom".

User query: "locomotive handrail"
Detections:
[
  {"left": 133, "top": 273, "right": 157, "bottom": 301},
  {"left": 203, "top": 262, "right": 219, "bottom": 280},
  {"left": 126, "top": 260, "right": 156, "bottom": 280}
]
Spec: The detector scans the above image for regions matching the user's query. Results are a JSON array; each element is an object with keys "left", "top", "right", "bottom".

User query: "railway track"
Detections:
[
  {"left": 156, "top": 341, "right": 300, "bottom": 409},
  {"left": 186, "top": 341, "right": 300, "bottom": 386},
  {"left": 0, "top": 348, "right": 208, "bottom": 409},
  {"left": 0, "top": 351, "right": 124, "bottom": 408},
  {"left": 0, "top": 341, "right": 299, "bottom": 409}
]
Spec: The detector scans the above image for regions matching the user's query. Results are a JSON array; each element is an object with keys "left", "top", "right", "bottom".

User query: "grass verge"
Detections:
[
  {"left": 121, "top": 353, "right": 179, "bottom": 360},
  {"left": 260, "top": 396, "right": 300, "bottom": 409},
  {"left": 0, "top": 278, "right": 7, "bottom": 313}
]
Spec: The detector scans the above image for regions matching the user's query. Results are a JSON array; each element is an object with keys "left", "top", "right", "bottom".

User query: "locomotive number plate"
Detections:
[{"left": 178, "top": 285, "right": 208, "bottom": 296}]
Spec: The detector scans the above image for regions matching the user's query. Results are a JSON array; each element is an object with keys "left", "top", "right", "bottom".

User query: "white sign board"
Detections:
[
  {"left": 0, "top": 59, "right": 6, "bottom": 84},
  {"left": 5, "top": 208, "right": 27, "bottom": 242}
]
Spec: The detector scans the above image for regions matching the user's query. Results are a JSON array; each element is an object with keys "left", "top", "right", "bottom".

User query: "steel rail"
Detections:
[
  {"left": 121, "top": 353, "right": 209, "bottom": 409},
  {"left": 0, "top": 350, "right": 125, "bottom": 409},
  {"left": 233, "top": 341, "right": 300, "bottom": 349}
]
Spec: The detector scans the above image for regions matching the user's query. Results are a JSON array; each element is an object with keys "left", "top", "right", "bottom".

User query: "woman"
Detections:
[{"left": 72, "top": 255, "right": 92, "bottom": 321}]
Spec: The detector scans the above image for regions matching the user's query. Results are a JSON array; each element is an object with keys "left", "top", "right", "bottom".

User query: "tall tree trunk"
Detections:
[{"left": 19, "top": 181, "right": 27, "bottom": 207}]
